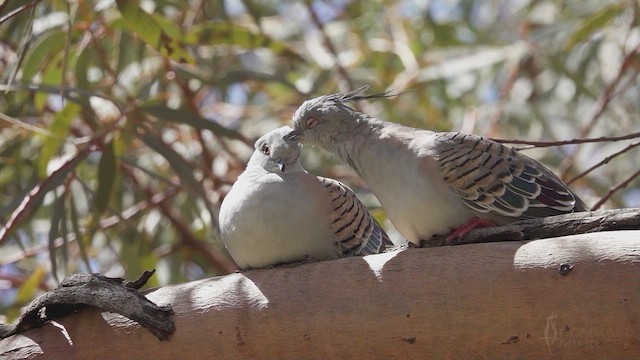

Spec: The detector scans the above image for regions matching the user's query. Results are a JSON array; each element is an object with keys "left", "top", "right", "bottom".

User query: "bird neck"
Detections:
[
  {"left": 246, "top": 154, "right": 267, "bottom": 171},
  {"left": 325, "top": 115, "right": 388, "bottom": 178},
  {"left": 284, "top": 162, "right": 306, "bottom": 174}
]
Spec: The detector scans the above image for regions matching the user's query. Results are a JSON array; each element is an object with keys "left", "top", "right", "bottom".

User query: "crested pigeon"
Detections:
[
  {"left": 284, "top": 88, "right": 587, "bottom": 244},
  {"left": 219, "top": 126, "right": 392, "bottom": 269}
]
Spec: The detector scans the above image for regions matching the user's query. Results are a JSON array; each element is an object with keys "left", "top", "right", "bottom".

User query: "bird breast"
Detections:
[
  {"left": 219, "top": 172, "right": 338, "bottom": 268},
  {"left": 344, "top": 131, "right": 476, "bottom": 244}
]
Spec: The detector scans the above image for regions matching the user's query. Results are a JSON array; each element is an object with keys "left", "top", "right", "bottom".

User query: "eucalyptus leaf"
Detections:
[
  {"left": 115, "top": 0, "right": 193, "bottom": 64},
  {"left": 565, "top": 4, "right": 624, "bottom": 51},
  {"left": 37, "top": 102, "right": 80, "bottom": 178},
  {"left": 94, "top": 142, "right": 117, "bottom": 216},
  {"left": 140, "top": 102, "right": 249, "bottom": 143}
]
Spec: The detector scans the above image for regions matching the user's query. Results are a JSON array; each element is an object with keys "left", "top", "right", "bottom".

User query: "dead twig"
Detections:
[
  {"left": 121, "top": 163, "right": 238, "bottom": 274},
  {"left": 0, "top": 270, "right": 174, "bottom": 341},
  {"left": 557, "top": 3, "right": 640, "bottom": 177},
  {"left": 567, "top": 140, "right": 640, "bottom": 185},
  {"left": 492, "top": 130, "right": 640, "bottom": 148},
  {"left": 422, "top": 208, "right": 640, "bottom": 246},
  {"left": 303, "top": 0, "right": 353, "bottom": 92},
  {"left": 591, "top": 171, "right": 640, "bottom": 210}
]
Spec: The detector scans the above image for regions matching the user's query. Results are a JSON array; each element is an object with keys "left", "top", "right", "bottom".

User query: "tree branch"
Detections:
[
  {"left": 567, "top": 141, "right": 640, "bottom": 185},
  {"left": 2, "top": 230, "right": 639, "bottom": 359},
  {"left": 591, "top": 171, "right": 640, "bottom": 210},
  {"left": 424, "top": 208, "right": 640, "bottom": 246},
  {"left": 303, "top": 0, "right": 354, "bottom": 92},
  {"left": 492, "top": 130, "right": 640, "bottom": 148},
  {"left": 0, "top": 271, "right": 174, "bottom": 341}
]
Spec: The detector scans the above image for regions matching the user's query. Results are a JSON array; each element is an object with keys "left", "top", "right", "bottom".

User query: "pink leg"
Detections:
[{"left": 446, "top": 218, "right": 496, "bottom": 244}]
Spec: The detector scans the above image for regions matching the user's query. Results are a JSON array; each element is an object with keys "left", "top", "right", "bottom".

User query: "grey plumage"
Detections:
[
  {"left": 219, "top": 126, "right": 392, "bottom": 269},
  {"left": 285, "top": 87, "right": 586, "bottom": 244}
]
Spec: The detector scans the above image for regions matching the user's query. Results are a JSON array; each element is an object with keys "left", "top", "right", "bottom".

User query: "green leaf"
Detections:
[
  {"left": 431, "top": 23, "right": 464, "bottom": 47},
  {"left": 565, "top": 4, "right": 624, "bottom": 51},
  {"left": 21, "top": 30, "right": 66, "bottom": 84},
  {"left": 69, "top": 190, "right": 92, "bottom": 272},
  {"left": 0, "top": 0, "right": 37, "bottom": 17},
  {"left": 139, "top": 102, "right": 248, "bottom": 143},
  {"left": 137, "top": 128, "right": 219, "bottom": 226},
  {"left": 0, "top": 147, "right": 89, "bottom": 243},
  {"left": 137, "top": 129, "right": 207, "bottom": 200},
  {"left": 48, "top": 192, "right": 66, "bottom": 283},
  {"left": 152, "top": 13, "right": 187, "bottom": 40},
  {"left": 74, "top": 44, "right": 92, "bottom": 91},
  {"left": 116, "top": 31, "right": 140, "bottom": 74},
  {"left": 13, "top": 267, "right": 45, "bottom": 305},
  {"left": 120, "top": 240, "right": 158, "bottom": 287},
  {"left": 0, "top": 82, "right": 101, "bottom": 104},
  {"left": 187, "top": 22, "right": 304, "bottom": 61},
  {"left": 217, "top": 70, "right": 299, "bottom": 90},
  {"left": 60, "top": 193, "right": 69, "bottom": 271},
  {"left": 34, "top": 51, "right": 65, "bottom": 111},
  {"left": 114, "top": 0, "right": 193, "bottom": 63},
  {"left": 38, "top": 102, "right": 80, "bottom": 178},
  {"left": 95, "top": 142, "right": 117, "bottom": 216},
  {"left": 3, "top": 3, "right": 35, "bottom": 87},
  {"left": 8, "top": 267, "right": 46, "bottom": 321}
]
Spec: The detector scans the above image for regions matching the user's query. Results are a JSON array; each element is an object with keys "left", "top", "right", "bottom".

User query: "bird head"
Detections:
[
  {"left": 250, "top": 126, "right": 302, "bottom": 173},
  {"left": 284, "top": 86, "right": 400, "bottom": 149}
]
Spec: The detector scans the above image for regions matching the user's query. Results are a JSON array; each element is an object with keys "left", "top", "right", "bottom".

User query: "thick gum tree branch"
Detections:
[{"left": 2, "top": 229, "right": 639, "bottom": 360}]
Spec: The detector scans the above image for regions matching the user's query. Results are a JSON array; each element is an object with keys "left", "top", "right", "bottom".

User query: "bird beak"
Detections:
[
  {"left": 283, "top": 130, "right": 300, "bottom": 141},
  {"left": 276, "top": 160, "right": 286, "bottom": 173}
]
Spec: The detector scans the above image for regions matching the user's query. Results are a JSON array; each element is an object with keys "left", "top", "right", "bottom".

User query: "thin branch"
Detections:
[
  {"left": 238, "top": 0, "right": 266, "bottom": 34},
  {"left": 0, "top": 147, "right": 93, "bottom": 245},
  {"left": 576, "top": 2, "right": 639, "bottom": 138},
  {"left": 121, "top": 165, "right": 238, "bottom": 274},
  {"left": 0, "top": 83, "right": 115, "bottom": 105},
  {"left": 567, "top": 140, "right": 640, "bottom": 185},
  {"left": 591, "top": 169, "right": 640, "bottom": 210},
  {"left": 0, "top": 0, "right": 9, "bottom": 18},
  {"left": 165, "top": 63, "right": 222, "bottom": 181},
  {"left": 558, "top": 3, "right": 640, "bottom": 177},
  {"left": 0, "top": 111, "right": 62, "bottom": 138},
  {"left": 85, "top": 14, "right": 140, "bottom": 109},
  {"left": 303, "top": 0, "right": 353, "bottom": 92},
  {"left": 0, "top": 186, "right": 181, "bottom": 266},
  {"left": 0, "top": 0, "right": 43, "bottom": 25},
  {"left": 0, "top": 274, "right": 49, "bottom": 291},
  {"left": 98, "top": 183, "right": 180, "bottom": 229},
  {"left": 183, "top": 0, "right": 204, "bottom": 29},
  {"left": 492, "top": 130, "right": 640, "bottom": 148},
  {"left": 487, "top": 21, "right": 532, "bottom": 136},
  {"left": 0, "top": 235, "right": 74, "bottom": 268},
  {"left": 3, "top": 3, "right": 36, "bottom": 89},
  {"left": 60, "top": 0, "right": 73, "bottom": 106},
  {"left": 0, "top": 102, "right": 125, "bottom": 246}
]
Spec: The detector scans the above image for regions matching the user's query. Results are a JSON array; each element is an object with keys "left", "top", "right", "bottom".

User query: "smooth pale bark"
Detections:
[{"left": 2, "top": 230, "right": 639, "bottom": 360}]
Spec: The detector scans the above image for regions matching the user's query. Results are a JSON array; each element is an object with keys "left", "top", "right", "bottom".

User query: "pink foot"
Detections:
[{"left": 446, "top": 218, "right": 497, "bottom": 244}]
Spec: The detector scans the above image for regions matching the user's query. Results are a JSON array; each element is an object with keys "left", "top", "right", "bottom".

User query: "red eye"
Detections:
[
  {"left": 260, "top": 144, "right": 270, "bottom": 155},
  {"left": 306, "top": 117, "right": 318, "bottom": 129}
]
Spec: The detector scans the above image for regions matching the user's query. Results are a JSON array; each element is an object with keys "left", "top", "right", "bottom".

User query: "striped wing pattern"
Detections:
[
  {"left": 318, "top": 177, "right": 393, "bottom": 256},
  {"left": 435, "top": 132, "right": 587, "bottom": 219}
]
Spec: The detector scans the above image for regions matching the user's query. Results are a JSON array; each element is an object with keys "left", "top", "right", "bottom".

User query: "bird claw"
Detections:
[{"left": 446, "top": 218, "right": 496, "bottom": 244}]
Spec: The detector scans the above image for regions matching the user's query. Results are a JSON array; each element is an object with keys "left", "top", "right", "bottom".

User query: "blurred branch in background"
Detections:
[{"left": 0, "top": 0, "right": 639, "bottom": 321}]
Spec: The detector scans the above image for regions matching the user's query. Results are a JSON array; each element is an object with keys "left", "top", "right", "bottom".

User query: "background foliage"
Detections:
[{"left": 0, "top": 0, "right": 638, "bottom": 321}]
